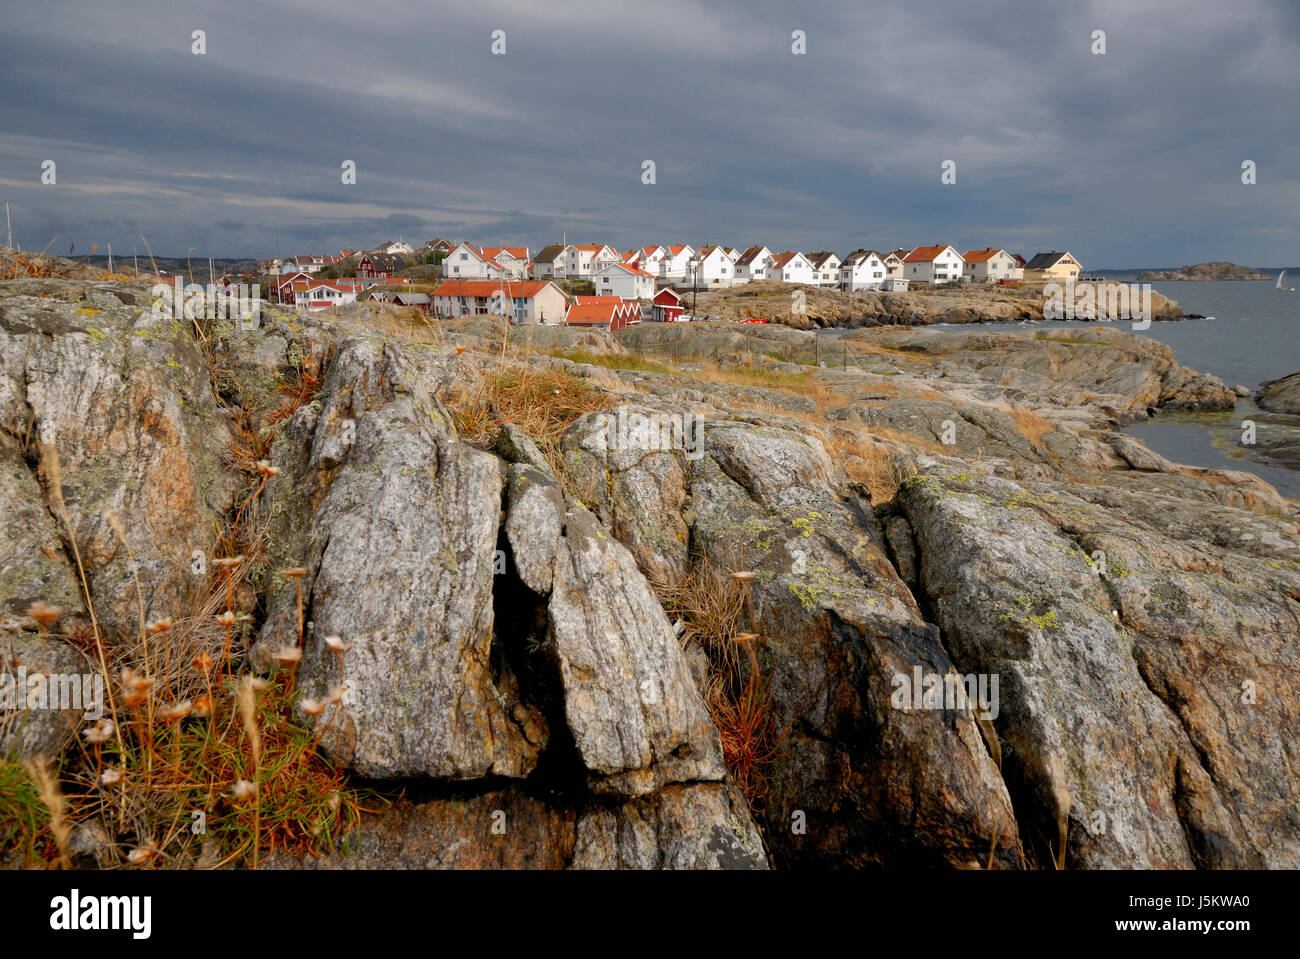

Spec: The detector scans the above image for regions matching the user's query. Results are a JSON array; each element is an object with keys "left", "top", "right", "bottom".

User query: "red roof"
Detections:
[
  {"left": 903, "top": 245, "right": 954, "bottom": 263},
  {"left": 479, "top": 245, "right": 528, "bottom": 260},
  {"left": 962, "top": 248, "right": 1006, "bottom": 263},
  {"left": 667, "top": 244, "right": 690, "bottom": 255},
  {"left": 564, "top": 301, "right": 622, "bottom": 325},
  {"left": 602, "top": 262, "right": 654, "bottom": 278},
  {"left": 291, "top": 279, "right": 359, "bottom": 293},
  {"left": 769, "top": 251, "right": 805, "bottom": 269},
  {"left": 575, "top": 296, "right": 625, "bottom": 304},
  {"left": 431, "top": 280, "right": 554, "bottom": 298}
]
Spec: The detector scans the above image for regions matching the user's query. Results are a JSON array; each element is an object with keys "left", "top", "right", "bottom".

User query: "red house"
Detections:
[
  {"left": 357, "top": 253, "right": 404, "bottom": 280},
  {"left": 564, "top": 299, "right": 640, "bottom": 332},
  {"left": 273, "top": 270, "right": 313, "bottom": 303},
  {"left": 652, "top": 287, "right": 684, "bottom": 322}
]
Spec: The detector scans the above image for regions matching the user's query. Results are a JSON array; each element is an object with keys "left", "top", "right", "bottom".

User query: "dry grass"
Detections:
[
  {"left": 818, "top": 431, "right": 909, "bottom": 504},
  {"left": 651, "top": 550, "right": 789, "bottom": 813},
  {"left": 995, "top": 402, "right": 1055, "bottom": 446},
  {"left": 547, "top": 348, "right": 675, "bottom": 375},
  {"left": 449, "top": 359, "right": 609, "bottom": 453},
  {"left": 0, "top": 328, "right": 366, "bottom": 869},
  {"left": 653, "top": 557, "right": 750, "bottom": 678}
]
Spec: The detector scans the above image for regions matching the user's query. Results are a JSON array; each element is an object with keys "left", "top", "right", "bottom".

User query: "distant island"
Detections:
[{"left": 1138, "top": 261, "right": 1268, "bottom": 281}]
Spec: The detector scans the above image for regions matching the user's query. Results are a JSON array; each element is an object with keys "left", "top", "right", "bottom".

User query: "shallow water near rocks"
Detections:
[{"left": 926, "top": 276, "right": 1300, "bottom": 500}]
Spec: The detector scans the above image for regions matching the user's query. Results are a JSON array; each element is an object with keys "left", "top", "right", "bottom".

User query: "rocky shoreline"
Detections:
[
  {"left": 684, "top": 280, "right": 1185, "bottom": 329},
  {"left": 2, "top": 276, "right": 1297, "bottom": 870}
]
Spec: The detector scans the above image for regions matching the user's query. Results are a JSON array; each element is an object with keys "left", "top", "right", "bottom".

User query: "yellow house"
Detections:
[{"left": 1023, "top": 251, "right": 1081, "bottom": 283}]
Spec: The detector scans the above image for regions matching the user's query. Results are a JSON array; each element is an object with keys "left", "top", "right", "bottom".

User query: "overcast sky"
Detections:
[{"left": 1, "top": 0, "right": 1296, "bottom": 266}]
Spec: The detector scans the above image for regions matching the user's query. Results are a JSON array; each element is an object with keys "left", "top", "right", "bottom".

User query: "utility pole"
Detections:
[
  {"left": 4, "top": 202, "right": 12, "bottom": 250},
  {"left": 107, "top": 242, "right": 113, "bottom": 273},
  {"left": 692, "top": 252, "right": 699, "bottom": 318}
]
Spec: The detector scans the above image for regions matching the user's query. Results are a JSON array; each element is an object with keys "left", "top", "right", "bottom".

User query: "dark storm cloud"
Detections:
[{"left": 1, "top": 0, "right": 1296, "bottom": 266}]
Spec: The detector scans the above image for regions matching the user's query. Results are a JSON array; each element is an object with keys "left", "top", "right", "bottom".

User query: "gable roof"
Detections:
[
  {"left": 736, "top": 245, "right": 770, "bottom": 266},
  {"left": 533, "top": 244, "right": 566, "bottom": 264},
  {"left": 843, "top": 250, "right": 883, "bottom": 266},
  {"left": 962, "top": 248, "right": 1009, "bottom": 263},
  {"left": 564, "top": 301, "right": 624, "bottom": 325},
  {"left": 431, "top": 280, "right": 556, "bottom": 298},
  {"left": 903, "top": 245, "right": 957, "bottom": 263},
  {"left": 770, "top": 251, "right": 810, "bottom": 269},
  {"left": 806, "top": 251, "right": 840, "bottom": 269},
  {"left": 1024, "top": 251, "right": 1076, "bottom": 271},
  {"left": 449, "top": 244, "right": 508, "bottom": 272},
  {"left": 358, "top": 252, "right": 405, "bottom": 272},
  {"left": 479, "top": 245, "right": 528, "bottom": 261},
  {"left": 291, "top": 279, "right": 358, "bottom": 294},
  {"left": 596, "top": 262, "right": 655, "bottom": 278}
]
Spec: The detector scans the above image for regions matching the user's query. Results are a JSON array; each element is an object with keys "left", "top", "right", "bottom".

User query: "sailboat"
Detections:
[{"left": 1277, "top": 270, "right": 1295, "bottom": 292}]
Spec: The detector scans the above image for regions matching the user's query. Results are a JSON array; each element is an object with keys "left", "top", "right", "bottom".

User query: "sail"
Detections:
[{"left": 1279, "top": 270, "right": 1286, "bottom": 290}]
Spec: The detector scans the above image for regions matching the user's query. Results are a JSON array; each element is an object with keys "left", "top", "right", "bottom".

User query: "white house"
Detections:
[
  {"left": 962, "top": 248, "right": 1023, "bottom": 283},
  {"left": 683, "top": 246, "right": 735, "bottom": 287},
  {"left": 902, "top": 245, "right": 965, "bottom": 285},
  {"left": 292, "top": 279, "right": 359, "bottom": 311},
  {"left": 806, "top": 251, "right": 842, "bottom": 287},
  {"left": 478, "top": 245, "right": 530, "bottom": 278},
  {"left": 562, "top": 244, "right": 621, "bottom": 278},
  {"left": 734, "top": 246, "right": 773, "bottom": 283},
  {"left": 531, "top": 245, "right": 566, "bottom": 279},
  {"left": 446, "top": 243, "right": 508, "bottom": 279},
  {"left": 431, "top": 279, "right": 568, "bottom": 325},
  {"left": 373, "top": 240, "right": 416, "bottom": 256},
  {"left": 839, "top": 250, "right": 889, "bottom": 291},
  {"left": 294, "top": 254, "right": 332, "bottom": 275},
  {"left": 768, "top": 251, "right": 816, "bottom": 284},
  {"left": 593, "top": 262, "right": 656, "bottom": 300},
  {"left": 883, "top": 251, "right": 907, "bottom": 278},
  {"left": 657, "top": 244, "right": 695, "bottom": 281},
  {"left": 634, "top": 245, "right": 666, "bottom": 275}
]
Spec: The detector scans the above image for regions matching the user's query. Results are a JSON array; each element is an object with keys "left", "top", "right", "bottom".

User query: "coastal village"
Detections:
[{"left": 242, "top": 238, "right": 1087, "bottom": 328}]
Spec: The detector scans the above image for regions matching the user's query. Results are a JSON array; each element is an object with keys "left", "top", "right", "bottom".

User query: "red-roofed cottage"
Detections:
[{"left": 431, "top": 279, "right": 567, "bottom": 324}]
